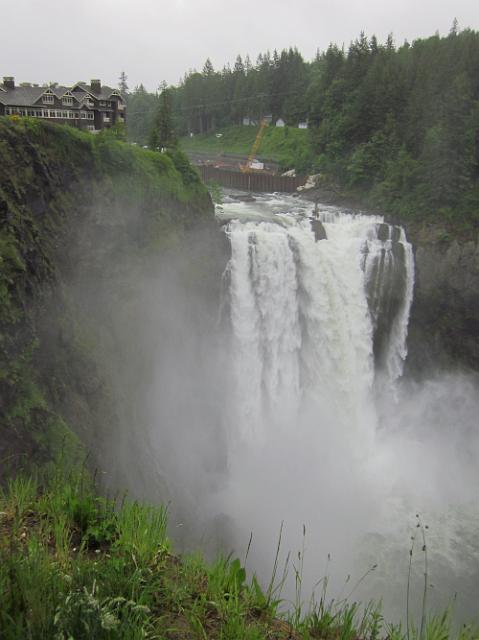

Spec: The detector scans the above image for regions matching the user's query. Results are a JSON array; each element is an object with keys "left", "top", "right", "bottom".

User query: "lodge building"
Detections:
[{"left": 0, "top": 77, "right": 126, "bottom": 132}]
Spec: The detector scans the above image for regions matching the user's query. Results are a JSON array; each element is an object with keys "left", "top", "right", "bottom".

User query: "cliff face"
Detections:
[
  {"left": 406, "top": 226, "right": 479, "bottom": 374},
  {"left": 300, "top": 186, "right": 479, "bottom": 374},
  {"left": 0, "top": 118, "right": 226, "bottom": 480}
]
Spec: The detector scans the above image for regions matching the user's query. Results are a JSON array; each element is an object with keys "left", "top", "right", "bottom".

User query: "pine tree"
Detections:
[
  {"left": 202, "top": 58, "right": 215, "bottom": 77},
  {"left": 149, "top": 88, "right": 177, "bottom": 150},
  {"left": 118, "top": 71, "right": 129, "bottom": 94}
]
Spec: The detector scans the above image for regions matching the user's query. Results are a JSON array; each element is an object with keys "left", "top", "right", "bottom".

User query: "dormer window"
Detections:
[
  {"left": 42, "top": 91, "right": 55, "bottom": 104},
  {"left": 62, "top": 92, "right": 74, "bottom": 106}
]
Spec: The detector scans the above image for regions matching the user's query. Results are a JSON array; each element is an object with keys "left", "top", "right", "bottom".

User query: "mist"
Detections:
[{"left": 70, "top": 194, "right": 479, "bottom": 625}]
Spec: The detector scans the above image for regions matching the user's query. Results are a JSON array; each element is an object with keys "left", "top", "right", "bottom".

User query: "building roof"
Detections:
[
  {"left": 0, "top": 80, "right": 125, "bottom": 106},
  {"left": 0, "top": 86, "right": 45, "bottom": 106},
  {"left": 73, "top": 82, "right": 124, "bottom": 101}
]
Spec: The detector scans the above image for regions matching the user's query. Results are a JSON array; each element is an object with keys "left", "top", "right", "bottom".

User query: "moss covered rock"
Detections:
[{"left": 0, "top": 117, "right": 220, "bottom": 479}]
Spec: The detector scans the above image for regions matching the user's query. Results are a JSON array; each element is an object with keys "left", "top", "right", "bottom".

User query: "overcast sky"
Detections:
[{"left": 3, "top": 0, "right": 478, "bottom": 91}]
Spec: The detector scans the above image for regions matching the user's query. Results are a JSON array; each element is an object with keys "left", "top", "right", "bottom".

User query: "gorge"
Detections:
[{"left": 1, "top": 119, "right": 479, "bottom": 628}]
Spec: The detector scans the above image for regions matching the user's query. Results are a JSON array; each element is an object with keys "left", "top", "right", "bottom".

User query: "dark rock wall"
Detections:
[{"left": 406, "top": 230, "right": 479, "bottom": 374}]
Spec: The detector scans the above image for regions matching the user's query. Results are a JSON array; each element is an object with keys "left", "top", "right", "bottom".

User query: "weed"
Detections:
[{"left": 1, "top": 472, "right": 478, "bottom": 639}]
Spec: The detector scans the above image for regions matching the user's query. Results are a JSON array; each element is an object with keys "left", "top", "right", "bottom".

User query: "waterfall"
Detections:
[
  {"left": 210, "top": 196, "right": 479, "bottom": 622},
  {"left": 222, "top": 198, "right": 415, "bottom": 442},
  {"left": 209, "top": 196, "right": 479, "bottom": 622}
]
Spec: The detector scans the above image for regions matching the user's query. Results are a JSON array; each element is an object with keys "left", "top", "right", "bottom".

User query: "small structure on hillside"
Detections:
[{"left": 276, "top": 118, "right": 285, "bottom": 127}]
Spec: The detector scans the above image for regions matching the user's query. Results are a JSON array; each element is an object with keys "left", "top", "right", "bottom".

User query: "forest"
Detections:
[{"left": 126, "top": 24, "right": 479, "bottom": 225}]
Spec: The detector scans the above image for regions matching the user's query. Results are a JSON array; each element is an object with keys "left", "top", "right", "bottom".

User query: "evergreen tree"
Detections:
[
  {"left": 149, "top": 88, "right": 177, "bottom": 150},
  {"left": 202, "top": 58, "right": 215, "bottom": 77},
  {"left": 118, "top": 71, "right": 129, "bottom": 94},
  {"left": 126, "top": 28, "right": 479, "bottom": 226}
]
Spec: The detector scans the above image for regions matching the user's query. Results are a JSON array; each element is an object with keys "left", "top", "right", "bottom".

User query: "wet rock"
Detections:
[
  {"left": 406, "top": 230, "right": 479, "bottom": 373},
  {"left": 391, "top": 226, "right": 401, "bottom": 243},
  {"left": 310, "top": 218, "right": 327, "bottom": 241},
  {"left": 376, "top": 223, "right": 390, "bottom": 242}
]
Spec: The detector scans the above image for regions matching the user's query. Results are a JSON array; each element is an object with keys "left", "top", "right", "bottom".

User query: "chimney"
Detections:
[
  {"left": 3, "top": 76, "right": 15, "bottom": 90},
  {"left": 90, "top": 79, "right": 101, "bottom": 93}
]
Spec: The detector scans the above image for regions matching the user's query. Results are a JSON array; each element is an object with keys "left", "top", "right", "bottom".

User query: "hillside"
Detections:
[
  {"left": 126, "top": 28, "right": 479, "bottom": 231},
  {"left": 180, "top": 125, "right": 312, "bottom": 172},
  {"left": 0, "top": 116, "right": 221, "bottom": 481}
]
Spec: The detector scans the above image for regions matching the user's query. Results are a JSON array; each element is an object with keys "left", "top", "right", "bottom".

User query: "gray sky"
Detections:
[{"left": 3, "top": 0, "right": 478, "bottom": 91}]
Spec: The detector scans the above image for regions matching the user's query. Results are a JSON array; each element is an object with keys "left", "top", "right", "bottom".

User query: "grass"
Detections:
[
  {"left": 1, "top": 469, "right": 477, "bottom": 639},
  {"left": 180, "top": 125, "right": 314, "bottom": 171}
]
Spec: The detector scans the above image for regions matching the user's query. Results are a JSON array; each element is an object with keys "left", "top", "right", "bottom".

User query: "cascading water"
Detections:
[
  {"left": 223, "top": 199, "right": 414, "bottom": 444},
  {"left": 210, "top": 194, "right": 479, "bottom": 622}
]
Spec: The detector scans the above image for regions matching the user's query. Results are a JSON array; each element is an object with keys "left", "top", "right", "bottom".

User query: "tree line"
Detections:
[{"left": 122, "top": 23, "right": 479, "bottom": 224}]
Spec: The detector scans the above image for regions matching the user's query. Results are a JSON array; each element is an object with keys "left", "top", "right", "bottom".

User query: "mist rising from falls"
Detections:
[
  {"left": 209, "top": 196, "right": 479, "bottom": 623},
  {"left": 97, "top": 193, "right": 479, "bottom": 624}
]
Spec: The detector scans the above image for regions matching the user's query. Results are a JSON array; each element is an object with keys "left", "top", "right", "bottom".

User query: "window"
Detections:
[
  {"left": 63, "top": 97, "right": 73, "bottom": 105},
  {"left": 42, "top": 93, "right": 54, "bottom": 104}
]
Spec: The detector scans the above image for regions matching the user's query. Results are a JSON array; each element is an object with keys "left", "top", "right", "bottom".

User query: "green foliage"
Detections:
[
  {"left": 206, "top": 180, "right": 223, "bottom": 204},
  {"left": 0, "top": 117, "right": 212, "bottom": 475},
  {"left": 1, "top": 473, "right": 477, "bottom": 639},
  {"left": 128, "top": 27, "right": 479, "bottom": 227},
  {"left": 98, "top": 121, "right": 127, "bottom": 142},
  {"left": 125, "top": 84, "right": 159, "bottom": 144},
  {"left": 149, "top": 87, "right": 177, "bottom": 150},
  {"left": 307, "top": 28, "right": 479, "bottom": 227},
  {"left": 166, "top": 148, "right": 201, "bottom": 185},
  {"left": 181, "top": 124, "right": 311, "bottom": 170},
  {"left": 53, "top": 584, "right": 152, "bottom": 640}
]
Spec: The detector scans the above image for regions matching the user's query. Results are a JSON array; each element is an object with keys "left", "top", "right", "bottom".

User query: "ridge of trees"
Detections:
[{"left": 124, "top": 25, "right": 479, "bottom": 224}]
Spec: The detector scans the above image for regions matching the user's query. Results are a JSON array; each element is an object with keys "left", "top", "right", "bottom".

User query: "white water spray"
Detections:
[
  {"left": 212, "top": 196, "right": 478, "bottom": 622},
  {"left": 224, "top": 201, "right": 414, "bottom": 446}
]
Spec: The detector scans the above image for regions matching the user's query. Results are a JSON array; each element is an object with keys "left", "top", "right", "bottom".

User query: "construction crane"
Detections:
[{"left": 240, "top": 119, "right": 268, "bottom": 173}]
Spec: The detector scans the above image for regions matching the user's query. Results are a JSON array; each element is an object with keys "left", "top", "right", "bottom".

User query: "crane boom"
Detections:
[{"left": 240, "top": 119, "right": 268, "bottom": 173}]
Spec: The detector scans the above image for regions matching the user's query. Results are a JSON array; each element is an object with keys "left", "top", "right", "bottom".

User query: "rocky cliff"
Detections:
[
  {"left": 0, "top": 117, "right": 226, "bottom": 481},
  {"left": 406, "top": 225, "right": 479, "bottom": 374}
]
